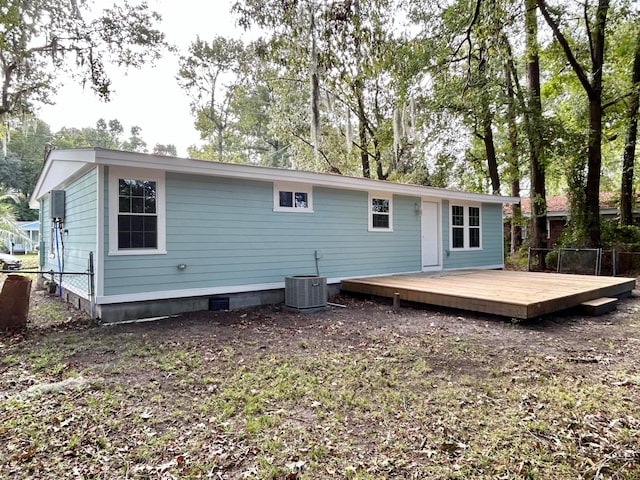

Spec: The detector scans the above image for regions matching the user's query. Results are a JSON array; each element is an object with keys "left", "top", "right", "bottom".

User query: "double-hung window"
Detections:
[
  {"left": 118, "top": 179, "right": 157, "bottom": 249},
  {"left": 369, "top": 193, "right": 393, "bottom": 231},
  {"left": 450, "top": 204, "right": 481, "bottom": 250},
  {"left": 109, "top": 167, "right": 166, "bottom": 255}
]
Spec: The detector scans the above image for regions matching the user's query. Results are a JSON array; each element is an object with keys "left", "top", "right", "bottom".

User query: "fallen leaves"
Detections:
[{"left": 2, "top": 294, "right": 640, "bottom": 478}]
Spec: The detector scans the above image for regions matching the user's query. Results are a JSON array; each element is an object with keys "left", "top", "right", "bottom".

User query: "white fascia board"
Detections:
[
  {"left": 92, "top": 148, "right": 519, "bottom": 205},
  {"left": 29, "top": 149, "right": 98, "bottom": 208},
  {"left": 36, "top": 147, "right": 518, "bottom": 207}
]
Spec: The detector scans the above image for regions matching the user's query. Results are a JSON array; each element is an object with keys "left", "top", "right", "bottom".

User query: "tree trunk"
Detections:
[
  {"left": 620, "top": 27, "right": 640, "bottom": 226},
  {"left": 526, "top": 0, "right": 547, "bottom": 264},
  {"left": 504, "top": 61, "right": 522, "bottom": 253},
  {"left": 585, "top": 96, "right": 603, "bottom": 246},
  {"left": 538, "top": 0, "right": 609, "bottom": 247},
  {"left": 355, "top": 79, "right": 371, "bottom": 178},
  {"left": 584, "top": 0, "right": 609, "bottom": 247},
  {"left": 481, "top": 110, "right": 500, "bottom": 194}
]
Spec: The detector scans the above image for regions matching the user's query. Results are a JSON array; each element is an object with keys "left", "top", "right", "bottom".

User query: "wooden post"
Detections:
[{"left": 393, "top": 292, "right": 400, "bottom": 312}]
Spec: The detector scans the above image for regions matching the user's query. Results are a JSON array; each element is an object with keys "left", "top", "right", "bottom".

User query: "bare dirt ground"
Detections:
[{"left": 2, "top": 279, "right": 640, "bottom": 478}]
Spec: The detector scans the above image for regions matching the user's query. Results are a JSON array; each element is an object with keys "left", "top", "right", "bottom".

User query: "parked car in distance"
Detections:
[{"left": 0, "top": 253, "right": 22, "bottom": 270}]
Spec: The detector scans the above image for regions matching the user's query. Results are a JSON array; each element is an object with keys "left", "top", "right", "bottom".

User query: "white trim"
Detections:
[
  {"left": 449, "top": 203, "right": 482, "bottom": 251},
  {"left": 368, "top": 192, "right": 393, "bottom": 232},
  {"left": 96, "top": 166, "right": 105, "bottom": 297},
  {"left": 32, "top": 148, "right": 519, "bottom": 207},
  {"left": 421, "top": 199, "right": 442, "bottom": 270},
  {"left": 422, "top": 265, "right": 444, "bottom": 272},
  {"left": 273, "top": 181, "right": 314, "bottom": 213},
  {"left": 108, "top": 166, "right": 167, "bottom": 256},
  {"left": 97, "top": 281, "right": 286, "bottom": 304}
]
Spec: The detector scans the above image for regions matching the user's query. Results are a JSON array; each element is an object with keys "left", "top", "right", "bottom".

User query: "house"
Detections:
[
  {"left": 17, "top": 221, "right": 40, "bottom": 253},
  {"left": 30, "top": 148, "right": 518, "bottom": 322},
  {"left": 506, "top": 193, "right": 633, "bottom": 248},
  {"left": 2, "top": 221, "right": 38, "bottom": 255}
]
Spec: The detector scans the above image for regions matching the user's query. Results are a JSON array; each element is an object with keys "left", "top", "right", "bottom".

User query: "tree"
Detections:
[
  {"left": 233, "top": 0, "right": 413, "bottom": 179},
  {"left": 52, "top": 119, "right": 146, "bottom": 152},
  {"left": 177, "top": 36, "right": 246, "bottom": 161},
  {"left": 526, "top": 0, "right": 548, "bottom": 259},
  {"left": 620, "top": 24, "right": 640, "bottom": 225},
  {"left": 0, "top": 117, "right": 52, "bottom": 220},
  {"left": 153, "top": 144, "right": 178, "bottom": 156},
  {"left": 0, "top": 189, "right": 31, "bottom": 248},
  {"left": 0, "top": 0, "right": 168, "bottom": 120},
  {"left": 538, "top": 0, "right": 610, "bottom": 247},
  {"left": 122, "top": 126, "right": 148, "bottom": 153}
]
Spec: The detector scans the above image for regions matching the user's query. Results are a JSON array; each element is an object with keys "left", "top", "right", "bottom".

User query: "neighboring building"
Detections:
[
  {"left": 17, "top": 221, "right": 40, "bottom": 253},
  {"left": 505, "top": 192, "right": 634, "bottom": 248},
  {"left": 3, "top": 221, "right": 39, "bottom": 254},
  {"left": 30, "top": 148, "right": 518, "bottom": 322}
]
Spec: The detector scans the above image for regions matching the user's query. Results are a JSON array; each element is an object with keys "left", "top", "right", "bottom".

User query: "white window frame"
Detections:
[
  {"left": 273, "top": 182, "right": 314, "bottom": 213},
  {"left": 368, "top": 192, "right": 393, "bottom": 232},
  {"left": 108, "top": 166, "right": 166, "bottom": 256},
  {"left": 449, "top": 203, "right": 482, "bottom": 250}
]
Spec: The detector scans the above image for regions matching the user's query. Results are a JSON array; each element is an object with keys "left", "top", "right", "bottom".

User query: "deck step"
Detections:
[{"left": 580, "top": 297, "right": 618, "bottom": 316}]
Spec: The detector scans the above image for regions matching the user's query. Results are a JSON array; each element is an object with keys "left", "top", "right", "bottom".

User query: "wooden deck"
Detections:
[{"left": 340, "top": 270, "right": 636, "bottom": 319}]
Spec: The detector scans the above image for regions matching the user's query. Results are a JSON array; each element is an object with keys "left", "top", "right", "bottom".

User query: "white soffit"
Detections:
[{"left": 37, "top": 148, "right": 519, "bottom": 206}]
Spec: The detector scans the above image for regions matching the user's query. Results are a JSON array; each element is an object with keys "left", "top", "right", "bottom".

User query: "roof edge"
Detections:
[{"left": 35, "top": 147, "right": 520, "bottom": 205}]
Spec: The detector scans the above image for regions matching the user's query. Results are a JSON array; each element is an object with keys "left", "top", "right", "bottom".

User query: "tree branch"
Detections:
[
  {"left": 584, "top": 1, "right": 595, "bottom": 67},
  {"left": 602, "top": 84, "right": 640, "bottom": 110},
  {"left": 537, "top": 0, "right": 595, "bottom": 99},
  {"left": 291, "top": 132, "right": 342, "bottom": 174}
]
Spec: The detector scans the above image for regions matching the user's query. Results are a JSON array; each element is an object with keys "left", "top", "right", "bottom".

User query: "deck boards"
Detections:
[{"left": 340, "top": 270, "right": 636, "bottom": 319}]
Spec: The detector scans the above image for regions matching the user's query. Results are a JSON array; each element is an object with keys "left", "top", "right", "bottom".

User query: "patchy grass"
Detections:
[{"left": 1, "top": 295, "right": 640, "bottom": 479}]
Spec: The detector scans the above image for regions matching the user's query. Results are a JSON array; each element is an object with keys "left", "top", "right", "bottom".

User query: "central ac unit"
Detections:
[{"left": 285, "top": 275, "right": 327, "bottom": 309}]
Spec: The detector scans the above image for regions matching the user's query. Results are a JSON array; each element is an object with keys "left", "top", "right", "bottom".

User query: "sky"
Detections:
[{"left": 38, "top": 0, "right": 248, "bottom": 157}]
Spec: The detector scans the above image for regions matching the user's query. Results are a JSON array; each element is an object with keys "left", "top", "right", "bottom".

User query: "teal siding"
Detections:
[
  {"left": 442, "top": 200, "right": 504, "bottom": 269},
  {"left": 41, "top": 169, "right": 97, "bottom": 293},
  {"left": 103, "top": 173, "right": 422, "bottom": 295}
]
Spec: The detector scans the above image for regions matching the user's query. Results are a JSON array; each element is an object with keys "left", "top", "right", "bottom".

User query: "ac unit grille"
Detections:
[{"left": 285, "top": 276, "right": 327, "bottom": 309}]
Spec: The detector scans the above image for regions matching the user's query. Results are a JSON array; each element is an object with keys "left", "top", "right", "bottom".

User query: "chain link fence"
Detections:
[
  {"left": 528, "top": 247, "right": 640, "bottom": 277},
  {"left": 0, "top": 252, "right": 95, "bottom": 320}
]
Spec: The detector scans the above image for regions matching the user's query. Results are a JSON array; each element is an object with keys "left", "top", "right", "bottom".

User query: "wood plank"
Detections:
[
  {"left": 340, "top": 270, "right": 635, "bottom": 319},
  {"left": 580, "top": 297, "right": 618, "bottom": 316}
]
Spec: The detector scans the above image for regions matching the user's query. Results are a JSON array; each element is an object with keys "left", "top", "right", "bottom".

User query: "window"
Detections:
[
  {"left": 450, "top": 204, "right": 481, "bottom": 250},
  {"left": 118, "top": 179, "right": 157, "bottom": 249},
  {"left": 273, "top": 182, "right": 313, "bottom": 212},
  {"left": 369, "top": 193, "right": 393, "bottom": 231},
  {"left": 469, "top": 206, "right": 480, "bottom": 248},
  {"left": 452, "top": 205, "right": 465, "bottom": 248},
  {"left": 109, "top": 167, "right": 166, "bottom": 255}
]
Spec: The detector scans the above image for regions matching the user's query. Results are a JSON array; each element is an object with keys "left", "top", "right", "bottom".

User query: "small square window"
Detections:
[
  {"left": 279, "top": 191, "right": 293, "bottom": 208},
  {"left": 295, "top": 192, "right": 308, "bottom": 208}
]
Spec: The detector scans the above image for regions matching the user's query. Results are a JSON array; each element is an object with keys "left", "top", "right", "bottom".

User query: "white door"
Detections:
[{"left": 421, "top": 201, "right": 440, "bottom": 268}]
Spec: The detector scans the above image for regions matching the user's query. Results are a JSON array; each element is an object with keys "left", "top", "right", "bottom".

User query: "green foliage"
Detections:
[
  {"left": 152, "top": 144, "right": 178, "bottom": 156},
  {"left": 0, "top": 0, "right": 169, "bottom": 118},
  {"left": 52, "top": 119, "right": 147, "bottom": 152},
  {"left": 229, "top": 0, "right": 423, "bottom": 179},
  {"left": 601, "top": 218, "right": 640, "bottom": 250}
]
